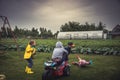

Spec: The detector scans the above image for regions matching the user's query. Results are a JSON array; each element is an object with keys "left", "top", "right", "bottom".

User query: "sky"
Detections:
[{"left": 0, "top": 0, "right": 120, "bottom": 33}]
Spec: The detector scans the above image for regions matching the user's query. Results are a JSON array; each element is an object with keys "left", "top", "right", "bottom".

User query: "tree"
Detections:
[
  {"left": 7, "top": 27, "right": 12, "bottom": 38},
  {"left": 47, "top": 30, "right": 53, "bottom": 37},
  {"left": 1, "top": 26, "right": 8, "bottom": 38},
  {"left": 31, "top": 27, "right": 39, "bottom": 37},
  {"left": 90, "top": 23, "right": 96, "bottom": 31},
  {"left": 54, "top": 31, "right": 59, "bottom": 38},
  {"left": 97, "top": 22, "right": 106, "bottom": 30},
  {"left": 14, "top": 26, "right": 20, "bottom": 37},
  {"left": 60, "top": 21, "right": 81, "bottom": 31},
  {"left": 39, "top": 27, "right": 53, "bottom": 38}
]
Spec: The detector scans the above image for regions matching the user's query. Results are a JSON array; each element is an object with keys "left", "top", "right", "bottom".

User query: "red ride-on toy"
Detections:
[{"left": 42, "top": 58, "right": 70, "bottom": 80}]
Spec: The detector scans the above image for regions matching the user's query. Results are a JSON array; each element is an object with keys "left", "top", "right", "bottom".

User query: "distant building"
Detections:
[
  {"left": 109, "top": 24, "right": 120, "bottom": 39},
  {"left": 57, "top": 31, "right": 107, "bottom": 39}
]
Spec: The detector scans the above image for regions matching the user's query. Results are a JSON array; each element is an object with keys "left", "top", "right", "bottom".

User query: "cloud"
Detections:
[
  {"left": 30, "top": 0, "right": 95, "bottom": 26},
  {"left": 0, "top": 0, "right": 120, "bottom": 32},
  {"left": 78, "top": 0, "right": 120, "bottom": 29}
]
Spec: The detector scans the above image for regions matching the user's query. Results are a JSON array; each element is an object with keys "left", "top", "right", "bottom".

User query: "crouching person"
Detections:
[
  {"left": 52, "top": 41, "right": 68, "bottom": 66},
  {"left": 24, "top": 40, "right": 36, "bottom": 74}
]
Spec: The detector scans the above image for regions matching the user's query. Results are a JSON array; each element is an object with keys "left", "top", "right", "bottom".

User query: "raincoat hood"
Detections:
[{"left": 56, "top": 41, "right": 63, "bottom": 48}]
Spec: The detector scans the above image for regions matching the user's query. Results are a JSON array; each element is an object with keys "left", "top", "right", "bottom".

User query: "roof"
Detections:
[
  {"left": 58, "top": 30, "right": 103, "bottom": 34},
  {"left": 111, "top": 24, "right": 120, "bottom": 35}
]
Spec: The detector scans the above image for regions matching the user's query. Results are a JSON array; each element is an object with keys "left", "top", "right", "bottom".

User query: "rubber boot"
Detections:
[
  {"left": 25, "top": 66, "right": 29, "bottom": 72},
  {"left": 27, "top": 67, "right": 34, "bottom": 74},
  {"left": 89, "top": 60, "right": 93, "bottom": 65}
]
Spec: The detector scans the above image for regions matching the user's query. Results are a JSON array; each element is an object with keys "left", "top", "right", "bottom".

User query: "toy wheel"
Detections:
[
  {"left": 63, "top": 66, "right": 70, "bottom": 76},
  {"left": 42, "top": 70, "right": 53, "bottom": 80}
]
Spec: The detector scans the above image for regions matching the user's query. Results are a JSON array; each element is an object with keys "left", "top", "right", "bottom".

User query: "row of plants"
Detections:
[
  {"left": 0, "top": 43, "right": 120, "bottom": 56},
  {"left": 0, "top": 39, "right": 120, "bottom": 55}
]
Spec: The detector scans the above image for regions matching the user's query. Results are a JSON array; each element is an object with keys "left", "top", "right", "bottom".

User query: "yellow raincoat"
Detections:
[{"left": 24, "top": 44, "right": 36, "bottom": 59}]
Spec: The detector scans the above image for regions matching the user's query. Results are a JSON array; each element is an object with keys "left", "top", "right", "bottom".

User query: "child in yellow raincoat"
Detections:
[{"left": 24, "top": 40, "right": 36, "bottom": 74}]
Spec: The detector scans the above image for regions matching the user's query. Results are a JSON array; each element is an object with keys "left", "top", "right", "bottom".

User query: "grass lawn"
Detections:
[{"left": 0, "top": 51, "right": 120, "bottom": 80}]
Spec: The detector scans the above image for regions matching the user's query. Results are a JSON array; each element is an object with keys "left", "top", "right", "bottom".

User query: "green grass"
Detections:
[
  {"left": 0, "top": 51, "right": 120, "bottom": 80},
  {"left": 0, "top": 39, "right": 120, "bottom": 80},
  {"left": 1, "top": 39, "right": 120, "bottom": 48}
]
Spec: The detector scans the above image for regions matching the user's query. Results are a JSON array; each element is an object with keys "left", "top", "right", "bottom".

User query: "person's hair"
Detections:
[
  {"left": 29, "top": 40, "right": 35, "bottom": 45},
  {"left": 68, "top": 42, "right": 73, "bottom": 46}
]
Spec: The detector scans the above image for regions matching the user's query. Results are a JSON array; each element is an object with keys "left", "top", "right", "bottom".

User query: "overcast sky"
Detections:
[{"left": 0, "top": 0, "right": 120, "bottom": 33}]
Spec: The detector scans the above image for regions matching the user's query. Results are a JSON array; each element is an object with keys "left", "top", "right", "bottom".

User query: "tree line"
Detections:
[
  {"left": 13, "top": 26, "right": 57, "bottom": 38},
  {"left": 0, "top": 26, "right": 56, "bottom": 39},
  {"left": 0, "top": 21, "right": 108, "bottom": 39},
  {"left": 60, "top": 21, "right": 107, "bottom": 31}
]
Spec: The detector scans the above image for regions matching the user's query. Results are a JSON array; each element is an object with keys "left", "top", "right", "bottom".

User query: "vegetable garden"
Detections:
[
  {"left": 0, "top": 39, "right": 120, "bottom": 56},
  {"left": 0, "top": 39, "right": 120, "bottom": 80}
]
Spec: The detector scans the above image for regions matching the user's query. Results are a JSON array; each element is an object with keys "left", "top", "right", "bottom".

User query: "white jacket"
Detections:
[{"left": 52, "top": 41, "right": 68, "bottom": 59}]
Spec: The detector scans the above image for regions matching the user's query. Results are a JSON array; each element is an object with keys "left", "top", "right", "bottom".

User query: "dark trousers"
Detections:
[
  {"left": 26, "top": 57, "right": 33, "bottom": 68},
  {"left": 62, "top": 53, "right": 68, "bottom": 61}
]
